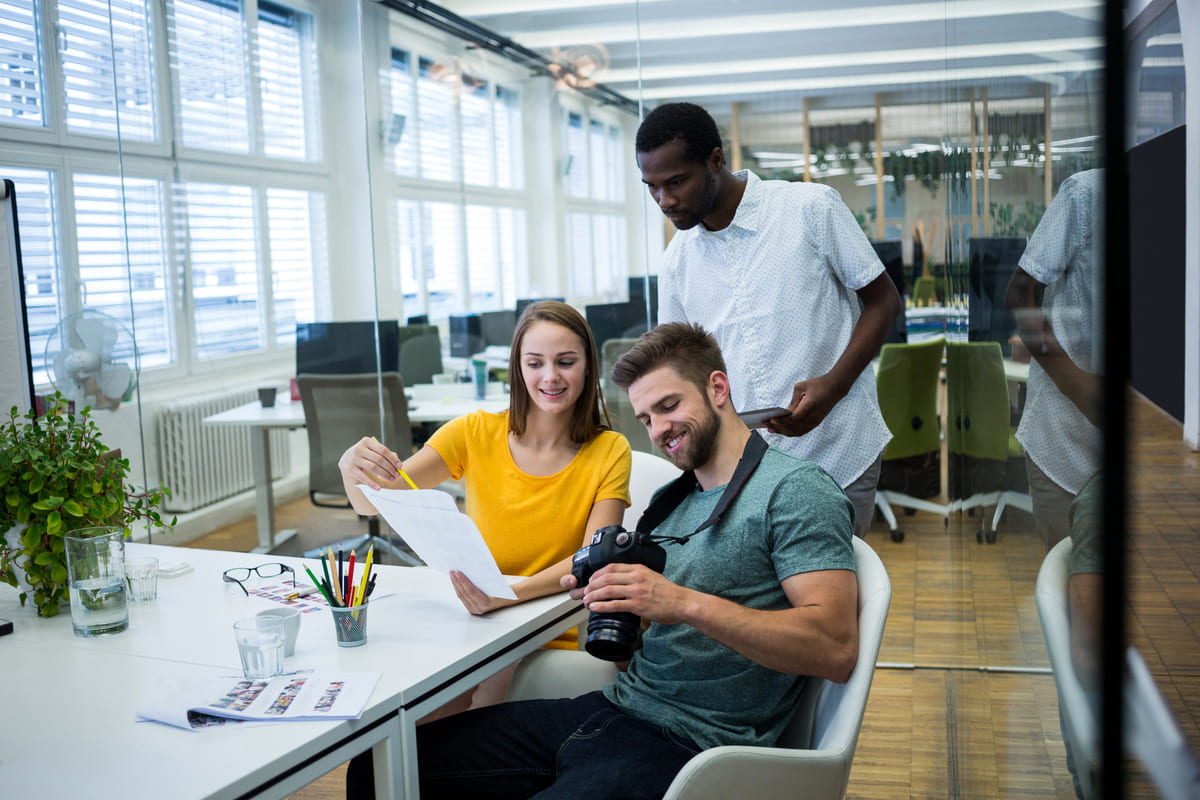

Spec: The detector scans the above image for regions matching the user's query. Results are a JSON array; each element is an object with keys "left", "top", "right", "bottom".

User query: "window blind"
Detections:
[
  {"left": 58, "top": 0, "right": 156, "bottom": 140},
  {"left": 417, "top": 57, "right": 454, "bottom": 181},
  {"left": 168, "top": 0, "right": 250, "bottom": 153},
  {"left": 564, "top": 111, "right": 587, "bottom": 198},
  {"left": 178, "top": 181, "right": 259, "bottom": 357},
  {"left": 494, "top": 86, "right": 522, "bottom": 190},
  {"left": 388, "top": 48, "right": 416, "bottom": 177},
  {"left": 267, "top": 187, "right": 324, "bottom": 343},
  {"left": 460, "top": 73, "right": 491, "bottom": 186},
  {"left": 589, "top": 118, "right": 607, "bottom": 201},
  {"left": 422, "top": 201, "right": 460, "bottom": 319},
  {"left": 256, "top": 0, "right": 313, "bottom": 160},
  {"left": 72, "top": 172, "right": 170, "bottom": 367},
  {"left": 0, "top": 0, "right": 44, "bottom": 126},
  {"left": 565, "top": 211, "right": 591, "bottom": 296}
]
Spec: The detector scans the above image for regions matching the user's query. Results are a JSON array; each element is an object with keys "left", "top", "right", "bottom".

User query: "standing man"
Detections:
[{"left": 636, "top": 102, "right": 900, "bottom": 538}]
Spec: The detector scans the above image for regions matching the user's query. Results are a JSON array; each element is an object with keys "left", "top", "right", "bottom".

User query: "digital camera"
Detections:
[{"left": 570, "top": 524, "right": 667, "bottom": 661}]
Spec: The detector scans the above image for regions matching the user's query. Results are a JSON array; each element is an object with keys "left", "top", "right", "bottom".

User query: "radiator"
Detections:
[{"left": 157, "top": 390, "right": 291, "bottom": 512}]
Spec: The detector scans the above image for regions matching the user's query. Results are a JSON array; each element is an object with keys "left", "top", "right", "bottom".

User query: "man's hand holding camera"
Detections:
[{"left": 562, "top": 564, "right": 691, "bottom": 626}]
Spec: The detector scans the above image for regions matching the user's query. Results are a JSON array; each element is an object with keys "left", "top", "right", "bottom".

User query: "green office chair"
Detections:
[
  {"left": 912, "top": 276, "right": 937, "bottom": 306},
  {"left": 945, "top": 341, "right": 1031, "bottom": 543},
  {"left": 875, "top": 337, "right": 948, "bottom": 542}
]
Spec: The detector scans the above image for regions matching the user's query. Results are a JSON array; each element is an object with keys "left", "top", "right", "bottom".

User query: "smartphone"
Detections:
[{"left": 738, "top": 407, "right": 790, "bottom": 428}]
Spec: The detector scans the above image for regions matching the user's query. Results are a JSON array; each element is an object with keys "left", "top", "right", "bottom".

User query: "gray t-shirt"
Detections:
[{"left": 604, "top": 446, "right": 855, "bottom": 750}]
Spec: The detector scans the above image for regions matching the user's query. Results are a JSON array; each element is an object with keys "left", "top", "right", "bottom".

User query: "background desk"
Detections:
[
  {"left": 0, "top": 543, "right": 584, "bottom": 800},
  {"left": 203, "top": 382, "right": 508, "bottom": 552}
]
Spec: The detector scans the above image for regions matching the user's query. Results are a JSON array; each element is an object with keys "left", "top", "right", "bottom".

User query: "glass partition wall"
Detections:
[{"left": 7, "top": 0, "right": 1200, "bottom": 797}]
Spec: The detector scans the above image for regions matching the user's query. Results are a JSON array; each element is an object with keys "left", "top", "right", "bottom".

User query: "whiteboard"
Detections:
[{"left": 0, "top": 179, "right": 35, "bottom": 416}]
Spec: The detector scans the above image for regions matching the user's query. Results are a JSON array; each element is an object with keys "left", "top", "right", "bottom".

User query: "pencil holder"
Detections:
[{"left": 329, "top": 603, "right": 369, "bottom": 647}]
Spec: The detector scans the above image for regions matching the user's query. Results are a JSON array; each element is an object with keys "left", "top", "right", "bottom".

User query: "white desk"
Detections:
[
  {"left": 0, "top": 542, "right": 585, "bottom": 800},
  {"left": 202, "top": 383, "right": 509, "bottom": 553}
]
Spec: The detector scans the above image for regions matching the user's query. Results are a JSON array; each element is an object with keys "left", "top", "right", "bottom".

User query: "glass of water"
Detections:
[
  {"left": 232, "top": 616, "right": 286, "bottom": 679},
  {"left": 64, "top": 527, "right": 129, "bottom": 638}
]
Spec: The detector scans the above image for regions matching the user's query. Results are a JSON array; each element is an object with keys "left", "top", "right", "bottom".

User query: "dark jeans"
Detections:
[{"left": 346, "top": 691, "right": 700, "bottom": 800}]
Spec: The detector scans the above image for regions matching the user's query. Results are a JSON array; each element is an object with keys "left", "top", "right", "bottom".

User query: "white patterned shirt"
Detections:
[
  {"left": 658, "top": 170, "right": 891, "bottom": 488},
  {"left": 1015, "top": 169, "right": 1102, "bottom": 494}
]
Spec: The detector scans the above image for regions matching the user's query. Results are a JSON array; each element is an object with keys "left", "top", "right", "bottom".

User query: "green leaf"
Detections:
[
  {"left": 51, "top": 564, "right": 68, "bottom": 584},
  {"left": 33, "top": 551, "right": 56, "bottom": 565},
  {"left": 46, "top": 511, "right": 62, "bottom": 535},
  {"left": 28, "top": 475, "right": 44, "bottom": 494},
  {"left": 62, "top": 499, "right": 84, "bottom": 517}
]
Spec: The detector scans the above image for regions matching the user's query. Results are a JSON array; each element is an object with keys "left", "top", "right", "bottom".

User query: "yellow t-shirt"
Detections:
[
  {"left": 428, "top": 410, "right": 632, "bottom": 647},
  {"left": 430, "top": 410, "right": 632, "bottom": 574}
]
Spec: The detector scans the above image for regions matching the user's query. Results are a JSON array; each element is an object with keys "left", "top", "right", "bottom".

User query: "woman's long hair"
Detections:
[{"left": 508, "top": 301, "right": 612, "bottom": 444}]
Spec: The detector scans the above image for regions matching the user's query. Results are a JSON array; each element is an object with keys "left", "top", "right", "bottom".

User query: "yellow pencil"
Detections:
[
  {"left": 372, "top": 435, "right": 418, "bottom": 490},
  {"left": 396, "top": 466, "right": 418, "bottom": 491},
  {"left": 357, "top": 546, "right": 375, "bottom": 604}
]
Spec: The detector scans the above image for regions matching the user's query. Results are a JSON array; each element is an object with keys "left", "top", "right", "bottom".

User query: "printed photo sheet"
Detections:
[{"left": 136, "top": 670, "right": 380, "bottom": 731}]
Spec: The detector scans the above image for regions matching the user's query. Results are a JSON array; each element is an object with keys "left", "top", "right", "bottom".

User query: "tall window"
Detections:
[
  {"left": 386, "top": 46, "right": 527, "bottom": 319},
  {"left": 1, "top": 0, "right": 328, "bottom": 384},
  {"left": 562, "top": 107, "right": 629, "bottom": 300}
]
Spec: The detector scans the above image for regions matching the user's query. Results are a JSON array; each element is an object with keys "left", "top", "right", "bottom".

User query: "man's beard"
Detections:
[
  {"left": 666, "top": 171, "right": 720, "bottom": 231},
  {"left": 659, "top": 399, "right": 721, "bottom": 472}
]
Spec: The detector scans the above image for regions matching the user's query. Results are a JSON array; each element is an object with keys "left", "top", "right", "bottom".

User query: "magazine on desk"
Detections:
[{"left": 136, "top": 670, "right": 381, "bottom": 731}]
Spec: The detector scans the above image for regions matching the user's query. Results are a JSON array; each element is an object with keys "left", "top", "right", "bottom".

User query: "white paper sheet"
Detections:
[{"left": 359, "top": 486, "right": 518, "bottom": 600}]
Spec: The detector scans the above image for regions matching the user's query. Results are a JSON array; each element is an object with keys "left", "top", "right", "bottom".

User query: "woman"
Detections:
[{"left": 338, "top": 300, "right": 631, "bottom": 698}]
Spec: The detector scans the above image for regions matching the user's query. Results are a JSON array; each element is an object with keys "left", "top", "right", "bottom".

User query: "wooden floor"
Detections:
[{"left": 183, "top": 392, "right": 1200, "bottom": 799}]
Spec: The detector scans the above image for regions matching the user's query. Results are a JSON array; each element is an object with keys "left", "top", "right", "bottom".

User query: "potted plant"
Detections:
[{"left": 0, "top": 393, "right": 175, "bottom": 617}]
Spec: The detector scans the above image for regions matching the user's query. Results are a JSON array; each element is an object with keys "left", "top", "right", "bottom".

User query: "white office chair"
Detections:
[
  {"left": 624, "top": 450, "right": 682, "bottom": 531},
  {"left": 507, "top": 536, "right": 892, "bottom": 800},
  {"left": 1034, "top": 538, "right": 1098, "bottom": 800}
]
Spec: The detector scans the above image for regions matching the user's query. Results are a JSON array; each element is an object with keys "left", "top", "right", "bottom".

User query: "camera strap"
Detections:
[{"left": 635, "top": 431, "right": 769, "bottom": 544}]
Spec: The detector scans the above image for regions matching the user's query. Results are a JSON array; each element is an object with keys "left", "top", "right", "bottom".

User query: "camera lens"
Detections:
[{"left": 585, "top": 612, "right": 641, "bottom": 662}]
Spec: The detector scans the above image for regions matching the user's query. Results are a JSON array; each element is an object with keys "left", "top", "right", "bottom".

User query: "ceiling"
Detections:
[{"left": 440, "top": 0, "right": 1106, "bottom": 116}]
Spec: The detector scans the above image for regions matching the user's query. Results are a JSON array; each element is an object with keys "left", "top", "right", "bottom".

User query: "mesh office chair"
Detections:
[
  {"left": 874, "top": 337, "right": 948, "bottom": 542},
  {"left": 506, "top": 536, "right": 891, "bottom": 800},
  {"left": 601, "top": 338, "right": 655, "bottom": 455},
  {"left": 296, "top": 372, "right": 422, "bottom": 564},
  {"left": 945, "top": 341, "right": 1031, "bottom": 543}
]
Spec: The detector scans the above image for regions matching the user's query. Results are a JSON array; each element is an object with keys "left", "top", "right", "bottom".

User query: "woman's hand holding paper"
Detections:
[{"left": 450, "top": 570, "right": 517, "bottom": 615}]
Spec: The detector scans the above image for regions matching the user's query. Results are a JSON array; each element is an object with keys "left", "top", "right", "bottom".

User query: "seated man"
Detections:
[{"left": 412, "top": 322, "right": 859, "bottom": 800}]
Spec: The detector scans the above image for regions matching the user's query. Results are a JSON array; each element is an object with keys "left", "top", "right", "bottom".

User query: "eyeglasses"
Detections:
[{"left": 222, "top": 563, "right": 295, "bottom": 596}]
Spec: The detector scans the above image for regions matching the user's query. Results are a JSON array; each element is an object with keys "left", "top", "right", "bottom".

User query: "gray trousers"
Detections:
[{"left": 844, "top": 454, "right": 883, "bottom": 539}]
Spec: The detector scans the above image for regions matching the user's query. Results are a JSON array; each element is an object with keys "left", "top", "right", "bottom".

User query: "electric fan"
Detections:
[{"left": 44, "top": 309, "right": 139, "bottom": 411}]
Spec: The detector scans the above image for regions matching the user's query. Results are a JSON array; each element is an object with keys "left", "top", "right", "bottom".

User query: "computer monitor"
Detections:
[
  {"left": 627, "top": 275, "right": 658, "bottom": 326},
  {"left": 479, "top": 309, "right": 517, "bottom": 348},
  {"left": 295, "top": 320, "right": 400, "bottom": 375},
  {"left": 968, "top": 237, "right": 1026, "bottom": 355},
  {"left": 585, "top": 301, "right": 651, "bottom": 347},
  {"left": 406, "top": 314, "right": 429, "bottom": 325}
]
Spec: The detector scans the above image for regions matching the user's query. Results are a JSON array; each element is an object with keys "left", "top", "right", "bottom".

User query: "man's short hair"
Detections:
[
  {"left": 635, "top": 102, "right": 722, "bottom": 165},
  {"left": 611, "top": 322, "right": 727, "bottom": 395}
]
